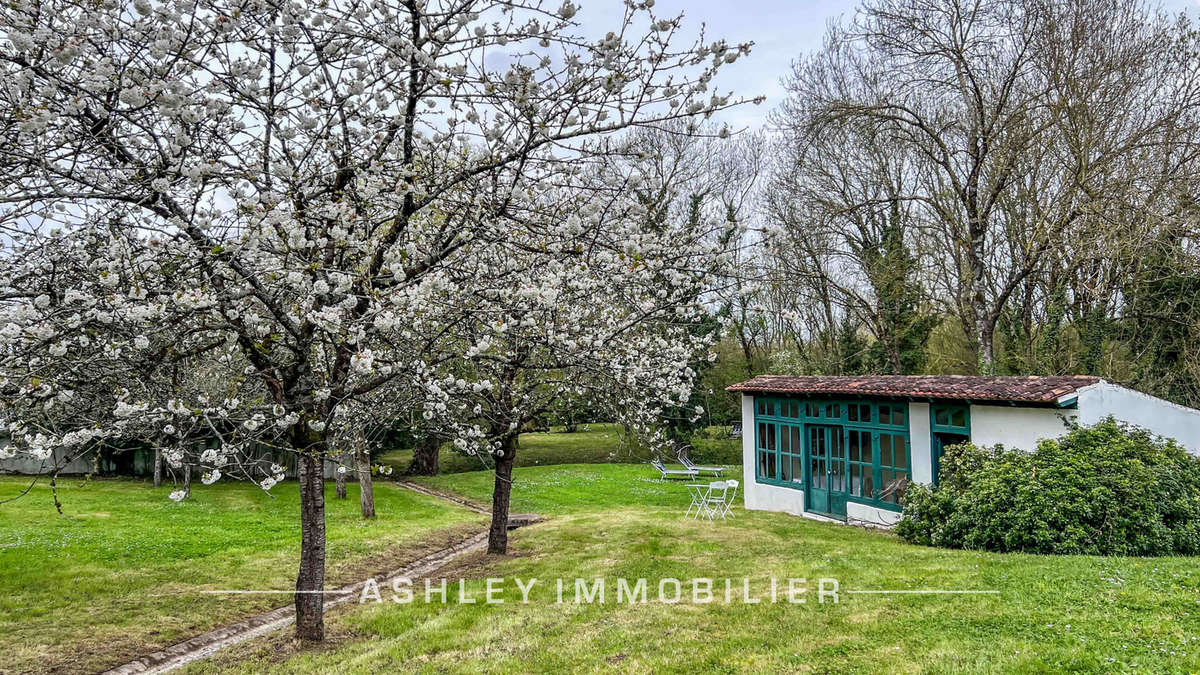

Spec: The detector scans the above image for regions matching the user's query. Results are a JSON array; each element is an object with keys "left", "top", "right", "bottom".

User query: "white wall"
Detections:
[
  {"left": 741, "top": 394, "right": 808, "bottom": 516},
  {"left": 908, "top": 402, "right": 932, "bottom": 483},
  {"left": 969, "top": 405, "right": 1077, "bottom": 449},
  {"left": 847, "top": 501, "right": 903, "bottom": 528},
  {"left": 1077, "top": 382, "right": 1200, "bottom": 455},
  {"left": 747, "top": 481, "right": 809, "bottom": 516},
  {"left": 740, "top": 394, "right": 756, "bottom": 507}
]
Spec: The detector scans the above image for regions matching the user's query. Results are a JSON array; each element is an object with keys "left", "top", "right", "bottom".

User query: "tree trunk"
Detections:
[
  {"left": 736, "top": 322, "right": 755, "bottom": 377},
  {"left": 966, "top": 193, "right": 993, "bottom": 374},
  {"left": 153, "top": 447, "right": 162, "bottom": 488},
  {"left": 487, "top": 436, "right": 517, "bottom": 555},
  {"left": 885, "top": 331, "right": 903, "bottom": 375},
  {"left": 335, "top": 453, "right": 347, "bottom": 500},
  {"left": 356, "top": 448, "right": 375, "bottom": 519},
  {"left": 182, "top": 462, "right": 191, "bottom": 499},
  {"left": 980, "top": 317, "right": 997, "bottom": 376},
  {"left": 295, "top": 451, "right": 326, "bottom": 642},
  {"left": 406, "top": 435, "right": 440, "bottom": 476}
]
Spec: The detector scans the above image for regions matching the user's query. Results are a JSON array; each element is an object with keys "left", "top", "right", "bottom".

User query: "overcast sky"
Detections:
[{"left": 582, "top": 0, "right": 1200, "bottom": 132}]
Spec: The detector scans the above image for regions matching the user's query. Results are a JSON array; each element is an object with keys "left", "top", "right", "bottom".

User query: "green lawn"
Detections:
[
  {"left": 379, "top": 423, "right": 742, "bottom": 475},
  {"left": 189, "top": 464, "right": 1200, "bottom": 673},
  {"left": 414, "top": 461, "right": 724, "bottom": 515},
  {"left": 0, "top": 477, "right": 486, "bottom": 674}
]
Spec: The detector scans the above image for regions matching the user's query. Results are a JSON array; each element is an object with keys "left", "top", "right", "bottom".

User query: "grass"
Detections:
[
  {"left": 189, "top": 464, "right": 1200, "bottom": 673},
  {"left": 379, "top": 423, "right": 742, "bottom": 475},
  {"left": 414, "top": 462, "right": 720, "bottom": 515},
  {"left": 380, "top": 423, "right": 647, "bottom": 474},
  {"left": 0, "top": 477, "right": 486, "bottom": 674}
]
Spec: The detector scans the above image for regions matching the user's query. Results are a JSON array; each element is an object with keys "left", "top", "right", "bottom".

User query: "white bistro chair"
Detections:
[{"left": 714, "top": 479, "right": 739, "bottom": 519}]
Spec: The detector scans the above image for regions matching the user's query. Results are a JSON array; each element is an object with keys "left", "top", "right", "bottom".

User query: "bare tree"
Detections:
[{"left": 772, "top": 0, "right": 1200, "bottom": 372}]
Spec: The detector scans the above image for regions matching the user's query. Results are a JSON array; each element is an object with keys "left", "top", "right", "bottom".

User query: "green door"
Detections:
[{"left": 806, "top": 425, "right": 848, "bottom": 518}]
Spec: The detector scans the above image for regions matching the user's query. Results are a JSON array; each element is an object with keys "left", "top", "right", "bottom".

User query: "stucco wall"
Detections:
[
  {"left": 1077, "top": 382, "right": 1200, "bottom": 454},
  {"left": 908, "top": 402, "right": 933, "bottom": 483},
  {"left": 969, "top": 405, "right": 1077, "bottom": 450},
  {"left": 740, "top": 393, "right": 756, "bottom": 507},
  {"left": 847, "top": 501, "right": 902, "bottom": 528},
  {"left": 746, "top": 481, "right": 809, "bottom": 516}
]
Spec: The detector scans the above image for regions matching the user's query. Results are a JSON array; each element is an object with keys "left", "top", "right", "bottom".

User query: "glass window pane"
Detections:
[
  {"left": 849, "top": 431, "right": 860, "bottom": 462},
  {"left": 894, "top": 437, "right": 907, "bottom": 469},
  {"left": 862, "top": 433, "right": 873, "bottom": 463},
  {"left": 880, "top": 406, "right": 891, "bottom": 425},
  {"left": 791, "top": 456, "right": 803, "bottom": 484},
  {"left": 881, "top": 434, "right": 892, "bottom": 466},
  {"left": 952, "top": 409, "right": 966, "bottom": 427},
  {"left": 781, "top": 428, "right": 790, "bottom": 454},
  {"left": 767, "top": 424, "right": 776, "bottom": 450},
  {"left": 848, "top": 406, "right": 858, "bottom": 422},
  {"left": 864, "top": 469, "right": 875, "bottom": 500},
  {"left": 881, "top": 469, "right": 896, "bottom": 503},
  {"left": 893, "top": 406, "right": 905, "bottom": 425}
]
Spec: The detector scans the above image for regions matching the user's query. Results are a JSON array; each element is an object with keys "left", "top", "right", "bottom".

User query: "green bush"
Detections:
[
  {"left": 689, "top": 436, "right": 743, "bottom": 465},
  {"left": 897, "top": 418, "right": 1200, "bottom": 556}
]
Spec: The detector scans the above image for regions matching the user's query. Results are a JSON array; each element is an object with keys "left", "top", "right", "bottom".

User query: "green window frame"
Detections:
[
  {"left": 877, "top": 432, "right": 909, "bottom": 505},
  {"left": 752, "top": 395, "right": 912, "bottom": 512},
  {"left": 846, "top": 403, "right": 872, "bottom": 424},
  {"left": 779, "top": 424, "right": 804, "bottom": 485},
  {"left": 755, "top": 420, "right": 778, "bottom": 481},
  {"left": 878, "top": 403, "right": 907, "bottom": 427},
  {"left": 931, "top": 404, "right": 969, "bottom": 433},
  {"left": 929, "top": 404, "right": 970, "bottom": 485},
  {"left": 846, "top": 428, "right": 875, "bottom": 499}
]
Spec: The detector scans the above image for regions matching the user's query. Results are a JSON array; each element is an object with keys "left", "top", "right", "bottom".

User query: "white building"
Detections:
[{"left": 728, "top": 375, "right": 1200, "bottom": 528}]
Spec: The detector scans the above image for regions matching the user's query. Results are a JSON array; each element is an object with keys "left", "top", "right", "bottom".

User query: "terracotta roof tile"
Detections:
[{"left": 725, "top": 375, "right": 1102, "bottom": 404}]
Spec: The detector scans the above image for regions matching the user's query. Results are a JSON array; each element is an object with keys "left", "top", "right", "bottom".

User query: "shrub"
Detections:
[
  {"left": 689, "top": 437, "right": 743, "bottom": 465},
  {"left": 897, "top": 418, "right": 1200, "bottom": 556}
]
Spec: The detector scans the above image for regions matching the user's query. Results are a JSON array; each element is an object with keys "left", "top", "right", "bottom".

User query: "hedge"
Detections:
[{"left": 897, "top": 418, "right": 1200, "bottom": 556}]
